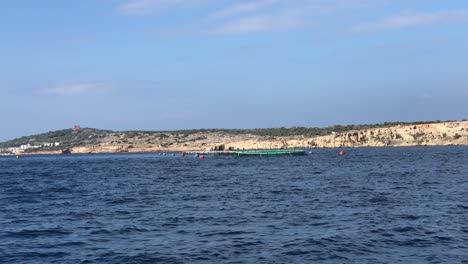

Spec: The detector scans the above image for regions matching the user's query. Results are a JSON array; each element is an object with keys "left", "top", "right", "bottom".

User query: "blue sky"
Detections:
[{"left": 1, "top": 0, "right": 468, "bottom": 140}]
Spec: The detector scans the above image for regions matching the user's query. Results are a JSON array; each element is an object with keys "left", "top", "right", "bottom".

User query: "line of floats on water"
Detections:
[
  {"left": 11, "top": 149, "right": 346, "bottom": 159},
  {"left": 156, "top": 149, "right": 346, "bottom": 160}
]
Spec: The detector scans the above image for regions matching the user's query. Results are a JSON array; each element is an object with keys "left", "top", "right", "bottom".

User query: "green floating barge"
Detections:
[{"left": 233, "top": 149, "right": 306, "bottom": 157}]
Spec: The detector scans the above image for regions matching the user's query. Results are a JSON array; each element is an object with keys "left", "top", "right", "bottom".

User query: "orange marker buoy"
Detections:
[
  {"left": 180, "top": 152, "right": 185, "bottom": 157},
  {"left": 199, "top": 155, "right": 205, "bottom": 160},
  {"left": 339, "top": 150, "right": 345, "bottom": 156}
]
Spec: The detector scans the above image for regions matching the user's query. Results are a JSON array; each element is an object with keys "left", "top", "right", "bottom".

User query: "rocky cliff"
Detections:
[
  {"left": 2, "top": 121, "right": 466, "bottom": 155},
  {"left": 69, "top": 121, "right": 467, "bottom": 153},
  {"left": 215, "top": 121, "right": 467, "bottom": 150}
]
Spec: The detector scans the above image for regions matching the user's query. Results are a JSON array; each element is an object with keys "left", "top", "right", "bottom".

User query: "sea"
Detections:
[{"left": 0, "top": 146, "right": 467, "bottom": 264}]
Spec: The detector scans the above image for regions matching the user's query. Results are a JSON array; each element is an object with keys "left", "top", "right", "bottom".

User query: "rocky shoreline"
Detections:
[{"left": 4, "top": 121, "right": 466, "bottom": 156}]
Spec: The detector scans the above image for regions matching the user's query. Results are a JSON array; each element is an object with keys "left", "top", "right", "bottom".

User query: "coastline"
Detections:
[
  {"left": 6, "top": 142, "right": 468, "bottom": 157},
  {"left": 2, "top": 121, "right": 467, "bottom": 156}
]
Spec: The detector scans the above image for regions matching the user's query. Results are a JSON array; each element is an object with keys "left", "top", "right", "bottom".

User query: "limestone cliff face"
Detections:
[
  {"left": 305, "top": 121, "right": 468, "bottom": 148},
  {"left": 68, "top": 121, "right": 468, "bottom": 153},
  {"left": 209, "top": 121, "right": 468, "bottom": 150}
]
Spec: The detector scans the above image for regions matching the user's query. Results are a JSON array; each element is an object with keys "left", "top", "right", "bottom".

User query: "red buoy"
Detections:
[
  {"left": 199, "top": 155, "right": 205, "bottom": 160},
  {"left": 180, "top": 152, "right": 185, "bottom": 157},
  {"left": 339, "top": 150, "right": 345, "bottom": 156}
]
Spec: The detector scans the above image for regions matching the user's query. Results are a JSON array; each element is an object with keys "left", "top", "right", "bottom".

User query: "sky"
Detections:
[{"left": 1, "top": 0, "right": 468, "bottom": 141}]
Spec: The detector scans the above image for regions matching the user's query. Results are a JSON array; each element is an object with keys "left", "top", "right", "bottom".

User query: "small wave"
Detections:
[
  {"left": 116, "top": 226, "right": 149, "bottom": 234},
  {"left": 269, "top": 190, "right": 283, "bottom": 194},
  {"left": 367, "top": 172, "right": 386, "bottom": 177},
  {"left": 57, "top": 241, "right": 88, "bottom": 247},
  {"left": 44, "top": 187, "right": 74, "bottom": 193},
  {"left": 392, "top": 226, "right": 418, "bottom": 233},
  {"left": 200, "top": 230, "right": 256, "bottom": 237},
  {"left": 282, "top": 238, "right": 326, "bottom": 248},
  {"left": 433, "top": 235, "right": 454, "bottom": 242},
  {"left": 368, "top": 195, "right": 392, "bottom": 204},
  {"left": 3, "top": 196, "right": 41, "bottom": 204},
  {"left": 114, "top": 210, "right": 132, "bottom": 215},
  {"left": 309, "top": 222, "right": 329, "bottom": 226},
  {"left": 397, "top": 214, "right": 421, "bottom": 220},
  {"left": 7, "top": 251, "right": 70, "bottom": 259},
  {"left": 5, "top": 227, "right": 72, "bottom": 238},
  {"left": 89, "top": 229, "right": 112, "bottom": 235},
  {"left": 422, "top": 181, "right": 441, "bottom": 185},
  {"left": 392, "top": 238, "right": 431, "bottom": 247},
  {"left": 86, "top": 252, "right": 184, "bottom": 264},
  {"left": 231, "top": 241, "right": 265, "bottom": 248},
  {"left": 284, "top": 249, "right": 311, "bottom": 256},
  {"left": 68, "top": 211, "right": 97, "bottom": 219},
  {"left": 108, "top": 198, "right": 138, "bottom": 205}
]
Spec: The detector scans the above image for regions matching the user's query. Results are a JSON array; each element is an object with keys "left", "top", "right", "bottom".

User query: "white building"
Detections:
[
  {"left": 42, "top": 142, "right": 60, "bottom": 147},
  {"left": 20, "top": 144, "right": 31, "bottom": 150},
  {"left": 7, "top": 147, "right": 23, "bottom": 154}
]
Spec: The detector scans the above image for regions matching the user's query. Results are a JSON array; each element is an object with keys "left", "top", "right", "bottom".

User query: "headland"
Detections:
[{"left": 1, "top": 121, "right": 467, "bottom": 155}]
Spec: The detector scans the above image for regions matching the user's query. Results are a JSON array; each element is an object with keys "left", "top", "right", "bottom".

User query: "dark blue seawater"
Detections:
[{"left": 1, "top": 146, "right": 467, "bottom": 263}]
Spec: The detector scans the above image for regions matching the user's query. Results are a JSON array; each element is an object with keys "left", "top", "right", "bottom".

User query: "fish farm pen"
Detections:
[
  {"left": 185, "top": 149, "right": 306, "bottom": 157},
  {"left": 233, "top": 149, "right": 306, "bottom": 157}
]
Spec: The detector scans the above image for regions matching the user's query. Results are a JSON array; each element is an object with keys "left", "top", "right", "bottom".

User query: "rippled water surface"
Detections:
[{"left": 1, "top": 146, "right": 468, "bottom": 263}]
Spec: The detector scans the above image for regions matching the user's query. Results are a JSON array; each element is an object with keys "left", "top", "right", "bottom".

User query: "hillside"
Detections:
[
  {"left": 1, "top": 121, "right": 467, "bottom": 155},
  {"left": 0, "top": 128, "right": 112, "bottom": 151}
]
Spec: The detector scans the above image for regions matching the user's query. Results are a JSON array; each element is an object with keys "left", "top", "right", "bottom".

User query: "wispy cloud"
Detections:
[
  {"left": 209, "top": 0, "right": 375, "bottom": 34},
  {"left": 41, "top": 82, "right": 114, "bottom": 96},
  {"left": 211, "top": 12, "right": 303, "bottom": 34},
  {"left": 118, "top": 0, "right": 377, "bottom": 34},
  {"left": 351, "top": 10, "right": 468, "bottom": 33},
  {"left": 208, "top": 0, "right": 276, "bottom": 21},
  {"left": 118, "top": 0, "right": 212, "bottom": 16},
  {"left": 422, "top": 93, "right": 433, "bottom": 99},
  {"left": 119, "top": 1, "right": 468, "bottom": 35}
]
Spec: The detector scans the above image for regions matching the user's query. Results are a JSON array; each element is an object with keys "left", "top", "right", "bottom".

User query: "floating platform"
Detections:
[
  {"left": 185, "top": 151, "right": 236, "bottom": 156},
  {"left": 185, "top": 149, "right": 306, "bottom": 157},
  {"left": 233, "top": 149, "right": 306, "bottom": 157}
]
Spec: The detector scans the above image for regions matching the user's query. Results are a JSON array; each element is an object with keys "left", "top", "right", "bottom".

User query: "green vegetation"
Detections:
[
  {"left": 155, "top": 120, "right": 454, "bottom": 137},
  {"left": 0, "top": 128, "right": 112, "bottom": 149}
]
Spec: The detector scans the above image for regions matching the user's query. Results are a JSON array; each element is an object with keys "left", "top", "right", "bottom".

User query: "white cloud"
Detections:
[
  {"left": 210, "top": 12, "right": 303, "bottom": 34},
  {"left": 351, "top": 10, "right": 468, "bottom": 33},
  {"left": 208, "top": 0, "right": 276, "bottom": 21},
  {"left": 41, "top": 82, "right": 114, "bottom": 96},
  {"left": 117, "top": 0, "right": 378, "bottom": 33},
  {"left": 118, "top": 0, "right": 212, "bottom": 16},
  {"left": 209, "top": 0, "right": 374, "bottom": 34},
  {"left": 118, "top": 0, "right": 176, "bottom": 15},
  {"left": 422, "top": 93, "right": 433, "bottom": 99}
]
